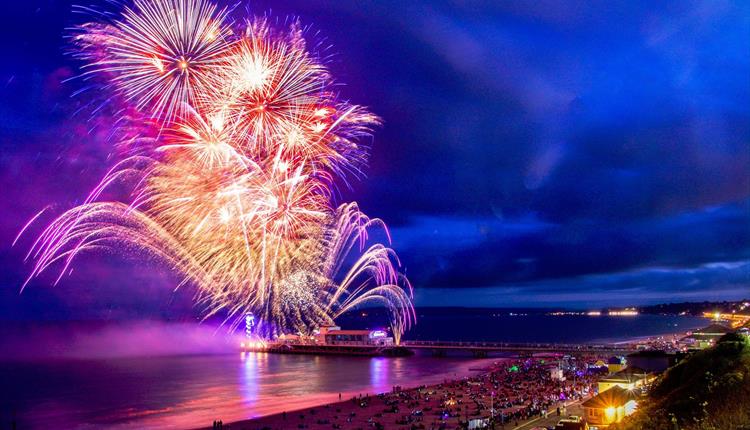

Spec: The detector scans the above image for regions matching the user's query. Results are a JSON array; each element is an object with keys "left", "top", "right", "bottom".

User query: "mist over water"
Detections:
[{"left": 0, "top": 320, "right": 246, "bottom": 360}]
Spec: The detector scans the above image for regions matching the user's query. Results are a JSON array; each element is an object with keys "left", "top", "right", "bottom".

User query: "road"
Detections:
[{"left": 511, "top": 399, "right": 585, "bottom": 430}]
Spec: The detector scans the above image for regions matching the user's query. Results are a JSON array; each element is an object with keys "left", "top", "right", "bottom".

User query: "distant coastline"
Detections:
[
  {"left": 338, "top": 307, "right": 708, "bottom": 345},
  {"left": 337, "top": 299, "right": 749, "bottom": 319}
]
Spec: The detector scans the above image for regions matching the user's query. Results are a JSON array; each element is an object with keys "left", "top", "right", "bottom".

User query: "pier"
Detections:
[
  {"left": 243, "top": 339, "right": 637, "bottom": 357},
  {"left": 401, "top": 340, "right": 636, "bottom": 357},
  {"left": 248, "top": 342, "right": 413, "bottom": 356}
]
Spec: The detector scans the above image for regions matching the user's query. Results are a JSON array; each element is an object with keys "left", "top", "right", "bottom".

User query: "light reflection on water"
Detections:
[
  {"left": 0, "top": 352, "right": 495, "bottom": 429},
  {"left": 370, "top": 357, "right": 387, "bottom": 388},
  {"left": 239, "top": 352, "right": 259, "bottom": 410}
]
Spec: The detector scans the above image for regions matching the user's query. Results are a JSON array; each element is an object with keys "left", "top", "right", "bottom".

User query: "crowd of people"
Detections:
[{"left": 226, "top": 355, "right": 606, "bottom": 430}]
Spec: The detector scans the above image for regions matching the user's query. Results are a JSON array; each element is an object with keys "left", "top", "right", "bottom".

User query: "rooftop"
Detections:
[
  {"left": 692, "top": 324, "right": 733, "bottom": 335},
  {"left": 601, "top": 366, "right": 650, "bottom": 382},
  {"left": 683, "top": 324, "right": 734, "bottom": 341},
  {"left": 582, "top": 386, "right": 640, "bottom": 409},
  {"left": 324, "top": 330, "right": 373, "bottom": 336}
]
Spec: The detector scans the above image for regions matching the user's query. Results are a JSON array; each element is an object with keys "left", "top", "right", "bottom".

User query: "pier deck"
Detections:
[
  {"left": 402, "top": 340, "right": 635, "bottom": 354},
  {"left": 243, "top": 340, "right": 636, "bottom": 357}
]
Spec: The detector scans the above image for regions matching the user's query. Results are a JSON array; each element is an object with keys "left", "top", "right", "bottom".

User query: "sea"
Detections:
[{"left": 0, "top": 310, "right": 707, "bottom": 429}]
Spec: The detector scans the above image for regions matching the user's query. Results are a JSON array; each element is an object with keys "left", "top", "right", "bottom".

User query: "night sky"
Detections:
[{"left": 1, "top": 0, "right": 748, "bottom": 320}]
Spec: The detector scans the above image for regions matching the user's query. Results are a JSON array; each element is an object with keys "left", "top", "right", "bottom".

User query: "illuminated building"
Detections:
[
  {"left": 582, "top": 386, "right": 639, "bottom": 428},
  {"left": 591, "top": 359, "right": 607, "bottom": 369},
  {"left": 682, "top": 324, "right": 733, "bottom": 349},
  {"left": 316, "top": 325, "right": 394, "bottom": 346},
  {"left": 606, "top": 356, "right": 626, "bottom": 373},
  {"left": 597, "top": 367, "right": 652, "bottom": 393}
]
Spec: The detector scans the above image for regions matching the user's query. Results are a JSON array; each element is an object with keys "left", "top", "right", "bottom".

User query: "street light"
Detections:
[
  {"left": 605, "top": 406, "right": 617, "bottom": 423},
  {"left": 490, "top": 391, "right": 495, "bottom": 421}
]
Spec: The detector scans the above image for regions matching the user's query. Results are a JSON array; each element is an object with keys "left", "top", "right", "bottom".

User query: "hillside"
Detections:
[{"left": 613, "top": 333, "right": 750, "bottom": 430}]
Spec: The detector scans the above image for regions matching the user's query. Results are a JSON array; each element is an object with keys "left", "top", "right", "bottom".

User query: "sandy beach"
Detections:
[{"left": 200, "top": 354, "right": 604, "bottom": 430}]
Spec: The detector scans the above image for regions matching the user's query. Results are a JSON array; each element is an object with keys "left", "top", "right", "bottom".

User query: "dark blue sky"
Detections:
[{"left": 0, "top": 0, "right": 748, "bottom": 319}]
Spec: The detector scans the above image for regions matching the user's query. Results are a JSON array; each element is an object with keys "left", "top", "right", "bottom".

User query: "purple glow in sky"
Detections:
[{"left": 0, "top": 0, "right": 748, "bottom": 321}]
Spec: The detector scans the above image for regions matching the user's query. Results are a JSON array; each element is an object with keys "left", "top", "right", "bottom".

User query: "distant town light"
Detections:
[{"left": 609, "top": 310, "right": 638, "bottom": 316}]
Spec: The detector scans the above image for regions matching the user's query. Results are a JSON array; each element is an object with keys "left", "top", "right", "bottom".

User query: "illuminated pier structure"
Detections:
[
  {"left": 242, "top": 334, "right": 638, "bottom": 358},
  {"left": 242, "top": 326, "right": 413, "bottom": 357},
  {"left": 401, "top": 340, "right": 637, "bottom": 357}
]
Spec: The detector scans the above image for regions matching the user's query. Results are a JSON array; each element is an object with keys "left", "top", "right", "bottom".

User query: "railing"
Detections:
[{"left": 401, "top": 340, "right": 632, "bottom": 351}]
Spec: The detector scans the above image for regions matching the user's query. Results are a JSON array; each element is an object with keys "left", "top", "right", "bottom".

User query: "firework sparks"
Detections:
[
  {"left": 77, "top": 0, "right": 234, "bottom": 122},
  {"left": 22, "top": 0, "right": 414, "bottom": 341}
]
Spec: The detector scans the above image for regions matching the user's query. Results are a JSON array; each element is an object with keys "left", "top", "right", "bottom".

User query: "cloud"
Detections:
[
  {"left": 414, "top": 259, "right": 750, "bottom": 307},
  {"left": 394, "top": 200, "right": 749, "bottom": 289}
]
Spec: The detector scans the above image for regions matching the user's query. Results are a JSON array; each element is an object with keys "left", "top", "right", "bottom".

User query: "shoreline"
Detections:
[
  {"left": 202, "top": 355, "right": 602, "bottom": 430},
  {"left": 201, "top": 324, "right": 701, "bottom": 430}
]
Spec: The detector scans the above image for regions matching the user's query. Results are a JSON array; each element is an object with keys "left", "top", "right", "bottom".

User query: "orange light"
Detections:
[{"left": 605, "top": 406, "right": 616, "bottom": 420}]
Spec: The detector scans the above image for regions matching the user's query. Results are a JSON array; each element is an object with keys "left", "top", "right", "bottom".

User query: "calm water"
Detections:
[
  {"left": 400, "top": 311, "right": 707, "bottom": 343},
  {"left": 0, "top": 314, "right": 707, "bottom": 429},
  {"left": 1, "top": 353, "right": 495, "bottom": 429}
]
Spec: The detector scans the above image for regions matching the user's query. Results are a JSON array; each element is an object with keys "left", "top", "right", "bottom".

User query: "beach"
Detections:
[{"left": 206, "top": 355, "right": 604, "bottom": 430}]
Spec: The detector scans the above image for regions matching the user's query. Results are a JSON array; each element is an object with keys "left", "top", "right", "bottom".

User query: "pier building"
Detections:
[
  {"left": 316, "top": 326, "right": 394, "bottom": 346},
  {"left": 582, "top": 386, "right": 639, "bottom": 428}
]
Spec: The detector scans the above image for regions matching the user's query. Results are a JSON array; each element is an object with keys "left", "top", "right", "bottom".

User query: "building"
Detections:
[
  {"left": 606, "top": 356, "right": 626, "bottom": 373},
  {"left": 317, "top": 326, "right": 394, "bottom": 346},
  {"left": 682, "top": 324, "right": 733, "bottom": 349},
  {"left": 276, "top": 333, "right": 303, "bottom": 344},
  {"left": 598, "top": 366, "right": 653, "bottom": 393},
  {"left": 582, "top": 386, "right": 639, "bottom": 428},
  {"left": 588, "top": 360, "right": 608, "bottom": 373}
]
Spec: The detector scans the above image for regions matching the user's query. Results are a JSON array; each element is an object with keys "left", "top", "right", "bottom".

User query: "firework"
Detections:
[
  {"left": 76, "top": 0, "right": 234, "bottom": 122},
  {"left": 23, "top": 0, "right": 414, "bottom": 342}
]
